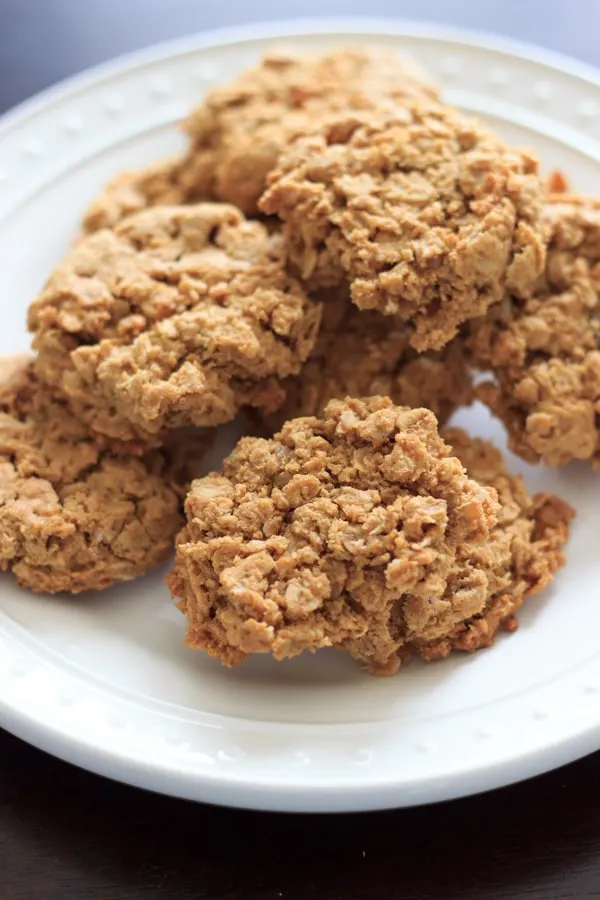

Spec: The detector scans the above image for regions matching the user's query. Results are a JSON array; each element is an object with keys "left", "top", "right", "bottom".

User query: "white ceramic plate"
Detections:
[{"left": 1, "top": 18, "right": 600, "bottom": 813}]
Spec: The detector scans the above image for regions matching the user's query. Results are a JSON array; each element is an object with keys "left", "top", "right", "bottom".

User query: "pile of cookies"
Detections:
[{"left": 7, "top": 46, "right": 592, "bottom": 675}]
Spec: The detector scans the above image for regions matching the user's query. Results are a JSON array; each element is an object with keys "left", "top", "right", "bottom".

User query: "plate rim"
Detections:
[
  {"left": 3, "top": 16, "right": 600, "bottom": 132},
  {"left": 1, "top": 16, "right": 600, "bottom": 813}
]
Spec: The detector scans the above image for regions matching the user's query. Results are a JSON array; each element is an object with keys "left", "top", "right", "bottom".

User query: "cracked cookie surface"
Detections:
[
  {"left": 170, "top": 396, "right": 554, "bottom": 674},
  {"left": 184, "top": 46, "right": 438, "bottom": 216},
  {"left": 468, "top": 197, "right": 600, "bottom": 466},
  {"left": 81, "top": 47, "right": 438, "bottom": 231},
  {"left": 260, "top": 103, "right": 545, "bottom": 350},
  {"left": 29, "top": 203, "right": 321, "bottom": 443},
  {"left": 409, "top": 427, "right": 573, "bottom": 662},
  {"left": 0, "top": 360, "right": 204, "bottom": 594}
]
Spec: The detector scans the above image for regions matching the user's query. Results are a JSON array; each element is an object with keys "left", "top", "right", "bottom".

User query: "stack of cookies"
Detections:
[{"left": 6, "top": 47, "right": 587, "bottom": 675}]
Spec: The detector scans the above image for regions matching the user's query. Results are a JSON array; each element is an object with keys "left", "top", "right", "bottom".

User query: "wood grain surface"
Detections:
[{"left": 1, "top": 3, "right": 600, "bottom": 899}]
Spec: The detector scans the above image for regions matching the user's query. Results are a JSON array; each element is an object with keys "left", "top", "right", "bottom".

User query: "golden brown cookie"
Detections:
[
  {"left": 260, "top": 103, "right": 546, "bottom": 351},
  {"left": 81, "top": 46, "right": 438, "bottom": 232},
  {"left": 168, "top": 396, "right": 520, "bottom": 674},
  {"left": 184, "top": 46, "right": 438, "bottom": 216},
  {"left": 29, "top": 203, "right": 321, "bottom": 443},
  {"left": 169, "top": 399, "right": 571, "bottom": 674},
  {"left": 468, "top": 197, "right": 600, "bottom": 466},
  {"left": 0, "top": 361, "right": 207, "bottom": 594}
]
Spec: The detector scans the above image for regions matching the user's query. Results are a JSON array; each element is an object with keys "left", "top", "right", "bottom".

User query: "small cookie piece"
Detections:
[
  {"left": 168, "top": 396, "right": 502, "bottom": 673},
  {"left": 81, "top": 47, "right": 438, "bottom": 232},
  {"left": 29, "top": 204, "right": 321, "bottom": 443},
  {"left": 402, "top": 428, "right": 574, "bottom": 662},
  {"left": 547, "top": 170, "right": 569, "bottom": 195},
  {"left": 469, "top": 197, "right": 600, "bottom": 466},
  {"left": 260, "top": 103, "right": 546, "bottom": 350},
  {"left": 262, "top": 288, "right": 472, "bottom": 432},
  {"left": 0, "top": 361, "right": 204, "bottom": 594}
]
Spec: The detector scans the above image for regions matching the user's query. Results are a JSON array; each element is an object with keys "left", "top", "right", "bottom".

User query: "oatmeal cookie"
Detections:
[
  {"left": 169, "top": 396, "right": 505, "bottom": 673},
  {"left": 29, "top": 203, "right": 321, "bottom": 443},
  {"left": 0, "top": 360, "right": 206, "bottom": 594},
  {"left": 262, "top": 288, "right": 473, "bottom": 432},
  {"left": 169, "top": 399, "right": 571, "bottom": 673},
  {"left": 469, "top": 197, "right": 600, "bottom": 466},
  {"left": 81, "top": 47, "right": 438, "bottom": 231},
  {"left": 260, "top": 102, "right": 545, "bottom": 351},
  {"left": 184, "top": 46, "right": 438, "bottom": 216}
]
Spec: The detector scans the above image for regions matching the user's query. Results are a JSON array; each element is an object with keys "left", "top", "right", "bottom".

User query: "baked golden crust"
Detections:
[
  {"left": 184, "top": 46, "right": 438, "bottom": 216},
  {"left": 0, "top": 360, "right": 206, "bottom": 594},
  {"left": 169, "top": 398, "right": 572, "bottom": 674},
  {"left": 29, "top": 204, "right": 321, "bottom": 443},
  {"left": 469, "top": 197, "right": 600, "bottom": 466},
  {"left": 80, "top": 47, "right": 438, "bottom": 232},
  {"left": 415, "top": 428, "right": 574, "bottom": 661},
  {"left": 260, "top": 103, "right": 545, "bottom": 350}
]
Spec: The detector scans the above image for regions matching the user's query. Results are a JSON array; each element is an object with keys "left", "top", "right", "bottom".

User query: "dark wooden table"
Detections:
[{"left": 2, "top": 2, "right": 600, "bottom": 898}]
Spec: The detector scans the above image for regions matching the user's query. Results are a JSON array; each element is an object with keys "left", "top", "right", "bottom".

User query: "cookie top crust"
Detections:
[
  {"left": 29, "top": 203, "right": 321, "bottom": 442},
  {"left": 169, "top": 396, "right": 501, "bottom": 672},
  {"left": 261, "top": 102, "right": 545, "bottom": 350}
]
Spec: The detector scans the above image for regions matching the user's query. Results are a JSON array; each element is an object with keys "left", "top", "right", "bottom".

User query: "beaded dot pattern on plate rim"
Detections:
[{"left": 1, "top": 22, "right": 600, "bottom": 207}]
